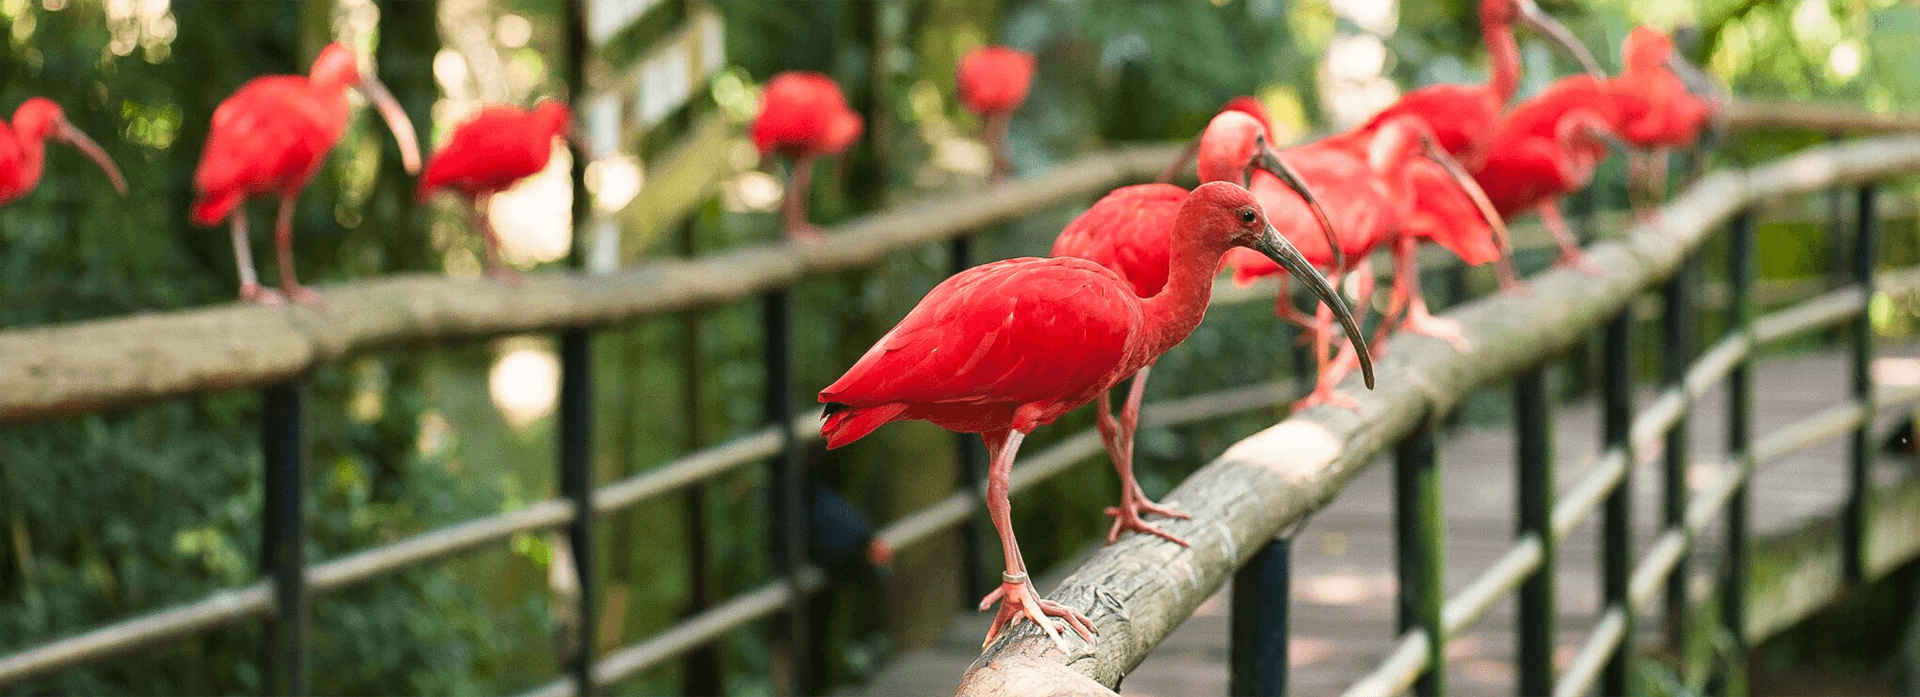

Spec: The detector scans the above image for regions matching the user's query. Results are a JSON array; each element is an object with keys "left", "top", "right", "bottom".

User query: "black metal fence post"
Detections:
[
  {"left": 1845, "top": 184, "right": 1878, "bottom": 584},
  {"left": 1662, "top": 253, "right": 1696, "bottom": 650},
  {"left": 260, "top": 383, "right": 307, "bottom": 697},
  {"left": 1231, "top": 536, "right": 1292, "bottom": 696},
  {"left": 1394, "top": 422, "right": 1445, "bottom": 697},
  {"left": 1716, "top": 210, "right": 1756, "bottom": 695},
  {"left": 558, "top": 331, "right": 597, "bottom": 695},
  {"left": 1515, "top": 369, "right": 1555, "bottom": 696},
  {"left": 764, "top": 290, "right": 811, "bottom": 696},
  {"left": 950, "top": 235, "right": 991, "bottom": 603},
  {"left": 1601, "top": 310, "right": 1635, "bottom": 696}
]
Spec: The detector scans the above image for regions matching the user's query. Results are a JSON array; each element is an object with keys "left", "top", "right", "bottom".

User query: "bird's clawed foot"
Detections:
[
  {"left": 1103, "top": 496, "right": 1190, "bottom": 547},
  {"left": 1402, "top": 312, "right": 1470, "bottom": 352},
  {"left": 486, "top": 265, "right": 525, "bottom": 288},
  {"left": 1560, "top": 251, "right": 1605, "bottom": 277},
  {"left": 284, "top": 285, "right": 327, "bottom": 311},
  {"left": 238, "top": 283, "right": 285, "bottom": 307},
  {"left": 979, "top": 577, "right": 1097, "bottom": 652},
  {"left": 1292, "top": 388, "right": 1362, "bottom": 412},
  {"left": 786, "top": 225, "right": 827, "bottom": 245}
]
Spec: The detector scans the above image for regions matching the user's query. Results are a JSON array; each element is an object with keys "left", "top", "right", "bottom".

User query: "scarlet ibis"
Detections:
[
  {"left": 1472, "top": 76, "right": 1629, "bottom": 273},
  {"left": 1050, "top": 110, "right": 1353, "bottom": 546},
  {"left": 957, "top": 45, "right": 1035, "bottom": 182},
  {"left": 190, "top": 42, "right": 421, "bottom": 308},
  {"left": 0, "top": 98, "right": 127, "bottom": 206},
  {"left": 1226, "top": 115, "right": 1503, "bottom": 408},
  {"left": 750, "top": 71, "right": 864, "bottom": 242},
  {"left": 1157, "top": 95, "right": 1274, "bottom": 183},
  {"left": 417, "top": 100, "right": 578, "bottom": 284},
  {"left": 1607, "top": 27, "right": 1720, "bottom": 209},
  {"left": 821, "top": 182, "right": 1365, "bottom": 651}
]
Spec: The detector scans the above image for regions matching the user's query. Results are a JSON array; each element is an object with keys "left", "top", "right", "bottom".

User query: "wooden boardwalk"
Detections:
[{"left": 844, "top": 347, "right": 1920, "bottom": 696}]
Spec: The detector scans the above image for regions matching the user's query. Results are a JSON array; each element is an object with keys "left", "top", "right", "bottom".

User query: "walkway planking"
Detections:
[{"left": 845, "top": 347, "right": 1920, "bottom": 697}]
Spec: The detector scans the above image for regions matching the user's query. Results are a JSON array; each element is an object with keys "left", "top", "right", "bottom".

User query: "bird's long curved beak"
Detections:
[
  {"left": 1517, "top": 0, "right": 1606, "bottom": 78},
  {"left": 1417, "top": 137, "right": 1512, "bottom": 262},
  {"left": 356, "top": 74, "right": 422, "bottom": 174},
  {"left": 1580, "top": 121, "right": 1633, "bottom": 156},
  {"left": 1254, "top": 223, "right": 1375, "bottom": 390},
  {"left": 1253, "top": 135, "right": 1345, "bottom": 272},
  {"left": 57, "top": 121, "right": 127, "bottom": 195}
]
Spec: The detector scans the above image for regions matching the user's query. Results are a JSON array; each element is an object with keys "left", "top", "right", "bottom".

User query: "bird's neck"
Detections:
[
  {"left": 1485, "top": 19, "right": 1521, "bottom": 105},
  {"left": 1138, "top": 213, "right": 1229, "bottom": 360}
]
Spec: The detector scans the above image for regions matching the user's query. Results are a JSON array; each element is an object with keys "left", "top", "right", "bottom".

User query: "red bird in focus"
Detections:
[
  {"left": 957, "top": 45, "right": 1035, "bottom": 182},
  {"left": 0, "top": 98, "right": 127, "bottom": 206},
  {"left": 417, "top": 100, "right": 577, "bottom": 285},
  {"left": 821, "top": 183, "right": 1363, "bottom": 652},
  {"left": 1051, "top": 110, "right": 1354, "bottom": 546},
  {"left": 191, "top": 42, "right": 421, "bottom": 308},
  {"left": 751, "top": 71, "right": 863, "bottom": 242}
]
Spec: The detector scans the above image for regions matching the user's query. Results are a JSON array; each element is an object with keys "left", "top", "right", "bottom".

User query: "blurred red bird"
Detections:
[
  {"left": 822, "top": 183, "right": 1362, "bottom": 652},
  {"left": 751, "top": 71, "right": 863, "bottom": 242},
  {"left": 1051, "top": 110, "right": 1355, "bottom": 546},
  {"left": 417, "top": 100, "right": 576, "bottom": 284},
  {"left": 1472, "top": 78, "right": 1626, "bottom": 272},
  {"left": 0, "top": 98, "right": 127, "bottom": 206},
  {"left": 957, "top": 45, "right": 1035, "bottom": 181},
  {"left": 1607, "top": 27, "right": 1720, "bottom": 209},
  {"left": 191, "top": 42, "right": 421, "bottom": 308}
]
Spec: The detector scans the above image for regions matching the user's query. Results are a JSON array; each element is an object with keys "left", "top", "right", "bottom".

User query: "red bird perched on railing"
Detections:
[
  {"left": 1226, "top": 115, "right": 1505, "bottom": 408},
  {"left": 821, "top": 182, "right": 1363, "bottom": 652},
  {"left": 750, "top": 71, "right": 863, "bottom": 243},
  {"left": 956, "top": 45, "right": 1035, "bottom": 182},
  {"left": 1050, "top": 110, "right": 1355, "bottom": 547},
  {"left": 1608, "top": 27, "right": 1721, "bottom": 210},
  {"left": 190, "top": 42, "right": 421, "bottom": 308},
  {"left": 0, "top": 98, "right": 127, "bottom": 206},
  {"left": 417, "top": 100, "right": 577, "bottom": 285},
  {"left": 1471, "top": 76, "right": 1628, "bottom": 272}
]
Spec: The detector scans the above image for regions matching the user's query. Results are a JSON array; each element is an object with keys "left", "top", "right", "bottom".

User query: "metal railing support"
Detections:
[
  {"left": 1601, "top": 311, "right": 1635, "bottom": 696},
  {"left": 1231, "top": 536, "right": 1293, "bottom": 696},
  {"left": 558, "top": 331, "right": 597, "bottom": 695},
  {"left": 260, "top": 383, "right": 307, "bottom": 697},
  {"left": 1515, "top": 369, "right": 1555, "bottom": 696},
  {"left": 1845, "top": 184, "right": 1879, "bottom": 583},
  {"left": 763, "top": 290, "right": 811, "bottom": 695},
  {"left": 1661, "top": 252, "right": 1696, "bottom": 650},
  {"left": 1394, "top": 422, "right": 1446, "bottom": 697},
  {"left": 1716, "top": 210, "right": 1756, "bottom": 695}
]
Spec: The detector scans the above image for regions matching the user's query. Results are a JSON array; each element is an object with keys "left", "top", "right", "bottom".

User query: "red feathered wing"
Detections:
[{"left": 1050, "top": 183, "right": 1186, "bottom": 298}]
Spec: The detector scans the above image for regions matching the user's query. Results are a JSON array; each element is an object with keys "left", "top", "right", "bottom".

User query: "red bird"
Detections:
[
  {"left": 1228, "top": 114, "right": 1505, "bottom": 408},
  {"left": 822, "top": 182, "right": 1364, "bottom": 651},
  {"left": 957, "top": 45, "right": 1036, "bottom": 181},
  {"left": 0, "top": 98, "right": 127, "bottom": 206},
  {"left": 191, "top": 42, "right": 421, "bottom": 308},
  {"left": 1157, "top": 96, "right": 1275, "bottom": 183},
  {"left": 1607, "top": 27, "right": 1720, "bottom": 209},
  {"left": 750, "top": 71, "right": 864, "bottom": 242},
  {"left": 417, "top": 100, "right": 575, "bottom": 284},
  {"left": 1472, "top": 76, "right": 1628, "bottom": 272},
  {"left": 1050, "top": 110, "right": 1353, "bottom": 546}
]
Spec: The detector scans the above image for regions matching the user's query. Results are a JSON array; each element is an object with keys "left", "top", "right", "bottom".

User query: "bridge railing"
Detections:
[
  {"left": 0, "top": 102, "right": 1910, "bottom": 696},
  {"left": 955, "top": 133, "right": 1920, "bottom": 696}
]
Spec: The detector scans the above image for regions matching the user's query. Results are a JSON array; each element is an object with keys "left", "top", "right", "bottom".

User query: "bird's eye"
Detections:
[{"left": 1238, "top": 208, "right": 1259, "bottom": 225}]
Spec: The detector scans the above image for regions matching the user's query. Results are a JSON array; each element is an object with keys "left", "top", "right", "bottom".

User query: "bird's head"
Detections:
[
  {"left": 1218, "top": 96, "right": 1274, "bottom": 134},
  {"left": 956, "top": 45, "right": 1036, "bottom": 116},
  {"left": 1622, "top": 26, "right": 1674, "bottom": 72},
  {"left": 1196, "top": 110, "right": 1266, "bottom": 187},
  {"left": 310, "top": 43, "right": 422, "bottom": 175},
  {"left": 1187, "top": 182, "right": 1374, "bottom": 390},
  {"left": 14, "top": 98, "right": 127, "bottom": 195},
  {"left": 1493, "top": 0, "right": 1607, "bottom": 77},
  {"left": 533, "top": 100, "right": 573, "bottom": 138}
]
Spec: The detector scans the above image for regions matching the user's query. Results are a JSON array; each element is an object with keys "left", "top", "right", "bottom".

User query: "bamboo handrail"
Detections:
[{"left": 951, "top": 134, "right": 1920, "bottom": 695}]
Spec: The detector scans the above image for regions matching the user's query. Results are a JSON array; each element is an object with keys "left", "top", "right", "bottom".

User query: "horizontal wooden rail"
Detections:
[
  {"left": 0, "top": 143, "right": 1181, "bottom": 425},
  {"left": 953, "top": 135, "right": 1920, "bottom": 695},
  {"left": 1726, "top": 99, "right": 1920, "bottom": 134}
]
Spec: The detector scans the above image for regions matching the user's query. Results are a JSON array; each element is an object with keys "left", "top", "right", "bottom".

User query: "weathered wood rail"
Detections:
[{"left": 954, "top": 135, "right": 1920, "bottom": 695}]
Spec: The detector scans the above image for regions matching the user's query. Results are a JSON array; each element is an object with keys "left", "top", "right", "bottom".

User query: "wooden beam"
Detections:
[
  {"left": 1726, "top": 99, "right": 1920, "bottom": 134},
  {"left": 952, "top": 135, "right": 1920, "bottom": 694}
]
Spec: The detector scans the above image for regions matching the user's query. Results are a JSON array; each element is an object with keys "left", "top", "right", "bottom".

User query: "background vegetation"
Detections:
[{"left": 1, "top": 0, "right": 1914, "bottom": 694}]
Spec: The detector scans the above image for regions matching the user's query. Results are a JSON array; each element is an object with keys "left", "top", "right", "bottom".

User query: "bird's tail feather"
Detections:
[
  {"left": 190, "top": 190, "right": 241, "bottom": 227},
  {"left": 820, "top": 403, "right": 907, "bottom": 449}
]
